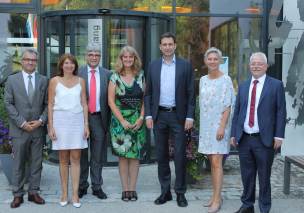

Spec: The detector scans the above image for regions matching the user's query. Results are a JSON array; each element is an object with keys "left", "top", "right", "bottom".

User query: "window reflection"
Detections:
[
  {"left": 176, "top": 16, "right": 262, "bottom": 93},
  {"left": 0, "top": 13, "right": 36, "bottom": 84}
]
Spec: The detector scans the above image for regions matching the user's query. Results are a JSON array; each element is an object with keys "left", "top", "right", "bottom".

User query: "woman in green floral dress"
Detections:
[{"left": 108, "top": 46, "right": 145, "bottom": 201}]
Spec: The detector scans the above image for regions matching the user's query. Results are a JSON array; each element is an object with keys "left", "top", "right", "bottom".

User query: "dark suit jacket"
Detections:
[
  {"left": 144, "top": 57, "right": 195, "bottom": 124},
  {"left": 4, "top": 71, "right": 48, "bottom": 138},
  {"left": 78, "top": 66, "right": 111, "bottom": 130},
  {"left": 231, "top": 75, "right": 287, "bottom": 147}
]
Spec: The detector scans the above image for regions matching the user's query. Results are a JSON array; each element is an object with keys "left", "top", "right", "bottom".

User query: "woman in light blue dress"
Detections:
[{"left": 198, "top": 47, "right": 235, "bottom": 213}]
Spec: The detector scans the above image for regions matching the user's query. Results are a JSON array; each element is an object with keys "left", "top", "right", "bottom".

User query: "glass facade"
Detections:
[
  {"left": 4, "top": 0, "right": 298, "bottom": 164},
  {"left": 175, "top": 16, "right": 262, "bottom": 91},
  {"left": 0, "top": 13, "right": 36, "bottom": 84},
  {"left": 0, "top": 0, "right": 31, "bottom": 3},
  {"left": 41, "top": 0, "right": 263, "bottom": 14}
]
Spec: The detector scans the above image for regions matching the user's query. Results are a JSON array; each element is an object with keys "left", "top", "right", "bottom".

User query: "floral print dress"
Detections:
[
  {"left": 198, "top": 74, "right": 235, "bottom": 154},
  {"left": 110, "top": 71, "right": 145, "bottom": 159}
]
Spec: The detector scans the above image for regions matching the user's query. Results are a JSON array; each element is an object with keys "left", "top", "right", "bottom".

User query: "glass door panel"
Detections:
[{"left": 108, "top": 17, "right": 144, "bottom": 70}]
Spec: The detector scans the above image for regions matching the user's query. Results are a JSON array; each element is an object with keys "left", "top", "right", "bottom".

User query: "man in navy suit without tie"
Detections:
[
  {"left": 144, "top": 32, "right": 195, "bottom": 207},
  {"left": 231, "top": 52, "right": 286, "bottom": 213}
]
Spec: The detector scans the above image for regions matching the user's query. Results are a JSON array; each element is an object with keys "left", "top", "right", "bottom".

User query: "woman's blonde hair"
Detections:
[
  {"left": 115, "top": 46, "right": 142, "bottom": 76},
  {"left": 204, "top": 47, "right": 223, "bottom": 63}
]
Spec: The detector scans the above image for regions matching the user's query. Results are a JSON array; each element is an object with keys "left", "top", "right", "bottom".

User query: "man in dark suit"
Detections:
[
  {"left": 78, "top": 44, "right": 111, "bottom": 199},
  {"left": 144, "top": 32, "right": 195, "bottom": 207},
  {"left": 4, "top": 48, "right": 48, "bottom": 208},
  {"left": 231, "top": 52, "right": 286, "bottom": 213}
]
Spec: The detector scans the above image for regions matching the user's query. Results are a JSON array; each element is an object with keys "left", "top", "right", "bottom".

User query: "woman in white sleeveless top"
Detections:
[{"left": 48, "top": 53, "right": 89, "bottom": 208}]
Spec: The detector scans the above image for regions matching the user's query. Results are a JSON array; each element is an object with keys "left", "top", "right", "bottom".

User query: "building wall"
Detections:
[{"left": 281, "top": 0, "right": 304, "bottom": 155}]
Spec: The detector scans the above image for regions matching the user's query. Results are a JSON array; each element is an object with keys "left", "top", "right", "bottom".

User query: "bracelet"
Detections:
[{"left": 139, "top": 116, "right": 144, "bottom": 120}]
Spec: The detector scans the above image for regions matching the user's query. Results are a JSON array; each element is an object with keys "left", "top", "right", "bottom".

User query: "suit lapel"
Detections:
[
  {"left": 82, "top": 66, "right": 89, "bottom": 98},
  {"left": 18, "top": 72, "right": 30, "bottom": 102},
  {"left": 175, "top": 58, "right": 181, "bottom": 89},
  {"left": 155, "top": 59, "right": 162, "bottom": 95},
  {"left": 243, "top": 79, "right": 251, "bottom": 107},
  {"left": 258, "top": 75, "right": 269, "bottom": 106},
  {"left": 33, "top": 72, "right": 40, "bottom": 104},
  {"left": 99, "top": 66, "right": 107, "bottom": 106}
]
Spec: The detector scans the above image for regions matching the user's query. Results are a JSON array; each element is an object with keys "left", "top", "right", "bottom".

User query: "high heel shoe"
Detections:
[
  {"left": 72, "top": 202, "right": 81, "bottom": 208},
  {"left": 207, "top": 198, "right": 222, "bottom": 213},
  {"left": 203, "top": 200, "right": 212, "bottom": 207},
  {"left": 208, "top": 204, "right": 221, "bottom": 213},
  {"left": 121, "top": 191, "right": 129, "bottom": 202},
  {"left": 59, "top": 200, "right": 68, "bottom": 207},
  {"left": 129, "top": 191, "right": 138, "bottom": 201}
]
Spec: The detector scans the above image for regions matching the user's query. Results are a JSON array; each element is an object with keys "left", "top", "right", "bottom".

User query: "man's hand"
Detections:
[
  {"left": 22, "top": 122, "right": 33, "bottom": 132},
  {"left": 28, "top": 120, "right": 42, "bottom": 130},
  {"left": 230, "top": 137, "right": 237, "bottom": 147},
  {"left": 146, "top": 118, "right": 153, "bottom": 129},
  {"left": 184, "top": 120, "right": 193, "bottom": 131},
  {"left": 273, "top": 138, "right": 283, "bottom": 150}
]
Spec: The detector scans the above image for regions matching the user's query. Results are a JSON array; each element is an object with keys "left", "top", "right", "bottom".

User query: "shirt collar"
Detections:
[
  {"left": 251, "top": 74, "right": 266, "bottom": 85},
  {"left": 162, "top": 55, "right": 176, "bottom": 65},
  {"left": 87, "top": 65, "right": 99, "bottom": 73},
  {"left": 22, "top": 70, "right": 36, "bottom": 78}
]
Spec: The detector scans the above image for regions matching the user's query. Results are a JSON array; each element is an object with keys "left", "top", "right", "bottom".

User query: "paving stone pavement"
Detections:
[{"left": 0, "top": 155, "right": 303, "bottom": 213}]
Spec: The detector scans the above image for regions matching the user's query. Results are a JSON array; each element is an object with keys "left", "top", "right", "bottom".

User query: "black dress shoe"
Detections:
[
  {"left": 234, "top": 206, "right": 255, "bottom": 213},
  {"left": 10, "top": 196, "right": 24, "bottom": 208},
  {"left": 176, "top": 193, "right": 188, "bottom": 207},
  {"left": 78, "top": 189, "right": 87, "bottom": 198},
  {"left": 28, "top": 193, "right": 45, "bottom": 205},
  {"left": 92, "top": 189, "right": 107, "bottom": 199},
  {"left": 154, "top": 191, "right": 173, "bottom": 205}
]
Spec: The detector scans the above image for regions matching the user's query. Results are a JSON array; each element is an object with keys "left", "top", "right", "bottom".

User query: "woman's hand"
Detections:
[
  {"left": 121, "top": 120, "right": 134, "bottom": 130},
  {"left": 216, "top": 126, "right": 225, "bottom": 141},
  {"left": 83, "top": 125, "right": 90, "bottom": 139},
  {"left": 132, "top": 117, "right": 144, "bottom": 131},
  {"left": 48, "top": 126, "right": 57, "bottom": 141}
]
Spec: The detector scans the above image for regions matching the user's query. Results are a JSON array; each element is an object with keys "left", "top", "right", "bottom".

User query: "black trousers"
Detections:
[{"left": 154, "top": 110, "right": 187, "bottom": 194}]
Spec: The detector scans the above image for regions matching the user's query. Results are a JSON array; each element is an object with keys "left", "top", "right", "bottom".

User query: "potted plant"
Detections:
[
  {"left": 168, "top": 128, "right": 207, "bottom": 184},
  {"left": 185, "top": 128, "right": 207, "bottom": 183}
]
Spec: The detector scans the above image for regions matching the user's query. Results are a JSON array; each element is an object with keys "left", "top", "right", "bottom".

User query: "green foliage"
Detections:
[
  {"left": 186, "top": 97, "right": 206, "bottom": 181},
  {"left": 187, "top": 150, "right": 206, "bottom": 181},
  {"left": 0, "top": 86, "right": 8, "bottom": 127},
  {"left": 0, "top": 86, "right": 11, "bottom": 154}
]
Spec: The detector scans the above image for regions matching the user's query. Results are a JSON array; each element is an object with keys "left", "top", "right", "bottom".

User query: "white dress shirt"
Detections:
[
  {"left": 22, "top": 70, "right": 36, "bottom": 95},
  {"left": 159, "top": 55, "right": 176, "bottom": 107},
  {"left": 87, "top": 66, "right": 101, "bottom": 112},
  {"left": 244, "top": 74, "right": 266, "bottom": 134}
]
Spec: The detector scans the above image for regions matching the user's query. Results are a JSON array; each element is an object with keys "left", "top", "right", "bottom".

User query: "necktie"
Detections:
[
  {"left": 28, "top": 75, "right": 34, "bottom": 104},
  {"left": 249, "top": 80, "right": 259, "bottom": 127},
  {"left": 89, "top": 69, "right": 96, "bottom": 113}
]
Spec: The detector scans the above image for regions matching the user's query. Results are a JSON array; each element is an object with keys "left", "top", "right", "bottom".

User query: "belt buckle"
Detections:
[{"left": 168, "top": 107, "right": 173, "bottom": 112}]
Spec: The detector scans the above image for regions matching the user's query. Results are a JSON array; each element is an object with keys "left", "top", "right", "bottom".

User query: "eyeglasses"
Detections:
[
  {"left": 88, "top": 54, "right": 101, "bottom": 58},
  {"left": 22, "top": 58, "right": 38, "bottom": 63},
  {"left": 250, "top": 63, "right": 266, "bottom": 67}
]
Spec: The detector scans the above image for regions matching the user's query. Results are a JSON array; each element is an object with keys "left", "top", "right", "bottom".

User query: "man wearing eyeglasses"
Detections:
[
  {"left": 4, "top": 48, "right": 48, "bottom": 208},
  {"left": 231, "top": 52, "right": 286, "bottom": 213},
  {"left": 78, "top": 43, "right": 111, "bottom": 199}
]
